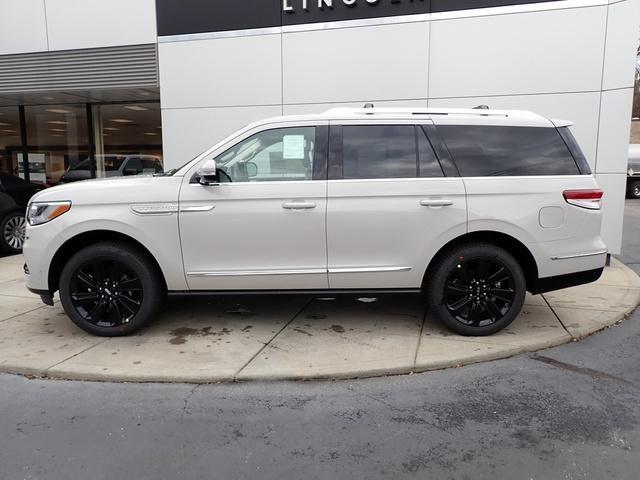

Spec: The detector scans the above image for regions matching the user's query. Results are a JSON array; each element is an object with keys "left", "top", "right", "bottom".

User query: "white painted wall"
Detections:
[
  {"left": 0, "top": 0, "right": 48, "bottom": 55},
  {"left": 0, "top": 0, "right": 157, "bottom": 54}
]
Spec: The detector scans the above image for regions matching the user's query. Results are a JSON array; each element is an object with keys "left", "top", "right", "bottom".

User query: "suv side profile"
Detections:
[{"left": 23, "top": 107, "right": 607, "bottom": 337}]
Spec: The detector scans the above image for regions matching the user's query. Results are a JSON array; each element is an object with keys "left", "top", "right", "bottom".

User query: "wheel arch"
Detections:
[
  {"left": 47, "top": 230, "right": 168, "bottom": 294},
  {"left": 422, "top": 231, "right": 540, "bottom": 292}
]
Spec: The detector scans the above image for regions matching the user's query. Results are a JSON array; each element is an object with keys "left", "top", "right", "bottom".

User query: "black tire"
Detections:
[
  {"left": 59, "top": 242, "right": 164, "bottom": 336},
  {"left": 0, "top": 210, "right": 26, "bottom": 254},
  {"left": 426, "top": 242, "right": 526, "bottom": 336},
  {"left": 628, "top": 180, "right": 640, "bottom": 199}
]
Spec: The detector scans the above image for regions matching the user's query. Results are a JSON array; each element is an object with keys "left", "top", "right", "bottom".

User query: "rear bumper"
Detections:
[{"left": 529, "top": 267, "right": 604, "bottom": 295}]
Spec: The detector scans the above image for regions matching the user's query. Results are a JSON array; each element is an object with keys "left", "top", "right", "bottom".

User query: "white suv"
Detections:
[{"left": 22, "top": 107, "right": 607, "bottom": 337}]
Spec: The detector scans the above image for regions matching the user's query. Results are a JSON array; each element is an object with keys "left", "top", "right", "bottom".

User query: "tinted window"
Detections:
[
  {"left": 342, "top": 125, "right": 417, "bottom": 180},
  {"left": 418, "top": 127, "right": 444, "bottom": 178},
  {"left": 557, "top": 127, "right": 591, "bottom": 175},
  {"left": 438, "top": 125, "right": 580, "bottom": 177}
]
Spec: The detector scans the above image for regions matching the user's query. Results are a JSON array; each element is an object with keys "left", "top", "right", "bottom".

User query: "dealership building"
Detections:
[{"left": 0, "top": 0, "right": 638, "bottom": 253}]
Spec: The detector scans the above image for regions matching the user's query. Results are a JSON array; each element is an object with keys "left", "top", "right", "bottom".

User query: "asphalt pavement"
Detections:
[{"left": 0, "top": 200, "right": 639, "bottom": 480}]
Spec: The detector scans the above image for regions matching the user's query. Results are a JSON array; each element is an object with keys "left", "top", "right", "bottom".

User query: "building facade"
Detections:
[{"left": 0, "top": 0, "right": 638, "bottom": 253}]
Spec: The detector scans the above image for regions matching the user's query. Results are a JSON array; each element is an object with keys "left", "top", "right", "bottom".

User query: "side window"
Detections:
[
  {"left": 437, "top": 125, "right": 580, "bottom": 177},
  {"left": 418, "top": 126, "right": 444, "bottom": 178},
  {"left": 216, "top": 127, "right": 316, "bottom": 182},
  {"left": 342, "top": 125, "right": 416, "bottom": 179}
]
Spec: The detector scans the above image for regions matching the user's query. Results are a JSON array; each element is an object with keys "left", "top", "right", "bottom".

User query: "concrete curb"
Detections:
[{"left": 0, "top": 257, "right": 638, "bottom": 384}]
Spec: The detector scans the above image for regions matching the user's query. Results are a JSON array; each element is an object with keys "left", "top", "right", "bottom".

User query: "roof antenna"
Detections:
[
  {"left": 364, "top": 103, "right": 375, "bottom": 109},
  {"left": 473, "top": 105, "right": 490, "bottom": 110}
]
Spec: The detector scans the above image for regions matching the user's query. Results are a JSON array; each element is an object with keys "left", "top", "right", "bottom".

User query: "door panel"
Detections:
[
  {"left": 179, "top": 123, "right": 328, "bottom": 290},
  {"left": 326, "top": 121, "right": 467, "bottom": 289},
  {"left": 327, "top": 177, "right": 467, "bottom": 288}
]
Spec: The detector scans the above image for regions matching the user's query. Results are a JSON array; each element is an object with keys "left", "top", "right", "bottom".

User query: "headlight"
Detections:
[{"left": 27, "top": 201, "right": 72, "bottom": 226}]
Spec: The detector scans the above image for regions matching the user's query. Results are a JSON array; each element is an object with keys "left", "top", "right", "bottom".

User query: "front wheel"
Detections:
[
  {"left": 628, "top": 180, "right": 640, "bottom": 199},
  {"left": 59, "top": 242, "right": 164, "bottom": 336},
  {"left": 426, "top": 242, "right": 526, "bottom": 336}
]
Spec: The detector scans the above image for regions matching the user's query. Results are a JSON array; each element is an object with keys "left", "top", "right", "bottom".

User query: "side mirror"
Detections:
[
  {"left": 197, "top": 159, "right": 219, "bottom": 185},
  {"left": 246, "top": 161, "right": 258, "bottom": 178}
]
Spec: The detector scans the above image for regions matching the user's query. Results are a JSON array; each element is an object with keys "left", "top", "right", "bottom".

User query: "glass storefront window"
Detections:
[
  {"left": 24, "top": 105, "right": 89, "bottom": 186},
  {"left": 0, "top": 107, "right": 22, "bottom": 177},
  {"left": 94, "top": 103, "right": 164, "bottom": 178}
]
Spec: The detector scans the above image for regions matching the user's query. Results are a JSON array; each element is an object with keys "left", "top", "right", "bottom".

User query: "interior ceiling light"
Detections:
[
  {"left": 51, "top": 134, "right": 63, "bottom": 138},
  {"left": 111, "top": 118, "right": 133, "bottom": 124},
  {"left": 45, "top": 108, "right": 73, "bottom": 114},
  {"left": 124, "top": 105, "right": 149, "bottom": 111},
  {"left": 50, "top": 128, "right": 66, "bottom": 132},
  {"left": 103, "top": 127, "right": 119, "bottom": 131},
  {"left": 47, "top": 120, "right": 68, "bottom": 125},
  {"left": 0, "top": 122, "right": 10, "bottom": 126},
  {"left": 1, "top": 129, "right": 17, "bottom": 133},
  {"left": 143, "top": 132, "right": 158, "bottom": 136}
]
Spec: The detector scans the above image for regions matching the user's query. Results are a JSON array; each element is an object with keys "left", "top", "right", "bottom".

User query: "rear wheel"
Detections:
[
  {"left": 628, "top": 180, "right": 640, "bottom": 199},
  {"left": 0, "top": 211, "right": 26, "bottom": 254},
  {"left": 59, "top": 242, "right": 164, "bottom": 336},
  {"left": 426, "top": 242, "right": 526, "bottom": 336}
]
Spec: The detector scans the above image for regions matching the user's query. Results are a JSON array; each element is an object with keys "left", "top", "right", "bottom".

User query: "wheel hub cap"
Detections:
[{"left": 3, "top": 215, "right": 26, "bottom": 250}]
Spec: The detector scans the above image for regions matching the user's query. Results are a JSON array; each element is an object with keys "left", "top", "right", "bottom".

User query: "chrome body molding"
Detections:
[
  {"left": 187, "top": 268, "right": 327, "bottom": 277},
  {"left": 130, "top": 203, "right": 179, "bottom": 216},
  {"left": 187, "top": 266, "right": 412, "bottom": 277},
  {"left": 180, "top": 205, "right": 215, "bottom": 213},
  {"left": 328, "top": 266, "right": 413, "bottom": 274},
  {"left": 550, "top": 249, "right": 608, "bottom": 261}
]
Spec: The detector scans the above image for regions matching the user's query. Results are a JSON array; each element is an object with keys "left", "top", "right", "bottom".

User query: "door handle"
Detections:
[
  {"left": 282, "top": 201, "right": 316, "bottom": 210},
  {"left": 420, "top": 199, "right": 454, "bottom": 207}
]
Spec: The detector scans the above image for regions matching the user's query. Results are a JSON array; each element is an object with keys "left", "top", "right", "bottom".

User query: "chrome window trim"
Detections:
[{"left": 550, "top": 249, "right": 608, "bottom": 261}]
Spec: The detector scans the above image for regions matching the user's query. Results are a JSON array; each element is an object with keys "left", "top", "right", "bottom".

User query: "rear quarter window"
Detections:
[{"left": 437, "top": 125, "right": 581, "bottom": 177}]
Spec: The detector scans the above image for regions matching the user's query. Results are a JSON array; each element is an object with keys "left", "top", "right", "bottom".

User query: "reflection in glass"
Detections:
[
  {"left": 94, "top": 103, "right": 163, "bottom": 179},
  {"left": 24, "top": 105, "right": 89, "bottom": 186}
]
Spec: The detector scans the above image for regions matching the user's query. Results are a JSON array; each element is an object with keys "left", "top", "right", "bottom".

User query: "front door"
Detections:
[{"left": 179, "top": 123, "right": 328, "bottom": 290}]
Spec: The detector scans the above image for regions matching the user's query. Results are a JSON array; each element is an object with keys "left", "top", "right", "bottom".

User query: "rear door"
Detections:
[{"left": 326, "top": 120, "right": 467, "bottom": 289}]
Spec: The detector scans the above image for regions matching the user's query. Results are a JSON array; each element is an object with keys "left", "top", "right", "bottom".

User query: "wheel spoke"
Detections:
[
  {"left": 468, "top": 302, "right": 481, "bottom": 326},
  {"left": 483, "top": 299, "right": 503, "bottom": 321},
  {"left": 491, "top": 288, "right": 515, "bottom": 303},
  {"left": 486, "top": 266, "right": 509, "bottom": 284},
  {"left": 76, "top": 271, "right": 98, "bottom": 289},
  {"left": 71, "top": 291, "right": 99, "bottom": 305},
  {"left": 117, "top": 294, "right": 140, "bottom": 314},
  {"left": 86, "top": 302, "right": 105, "bottom": 321},
  {"left": 119, "top": 277, "right": 141, "bottom": 290},
  {"left": 448, "top": 296, "right": 472, "bottom": 313},
  {"left": 446, "top": 281, "right": 469, "bottom": 295}
]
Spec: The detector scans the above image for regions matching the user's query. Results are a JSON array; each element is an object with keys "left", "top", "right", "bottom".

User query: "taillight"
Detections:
[{"left": 563, "top": 189, "right": 603, "bottom": 210}]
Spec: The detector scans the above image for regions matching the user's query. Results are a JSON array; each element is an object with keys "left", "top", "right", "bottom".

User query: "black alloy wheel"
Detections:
[
  {"left": 69, "top": 258, "right": 143, "bottom": 328},
  {"left": 427, "top": 242, "right": 526, "bottom": 336},
  {"left": 444, "top": 257, "right": 516, "bottom": 328},
  {"left": 59, "top": 242, "right": 164, "bottom": 336},
  {"left": 629, "top": 180, "right": 640, "bottom": 199}
]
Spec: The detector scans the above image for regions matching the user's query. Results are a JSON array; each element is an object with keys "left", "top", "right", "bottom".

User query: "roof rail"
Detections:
[{"left": 321, "top": 107, "right": 516, "bottom": 118}]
